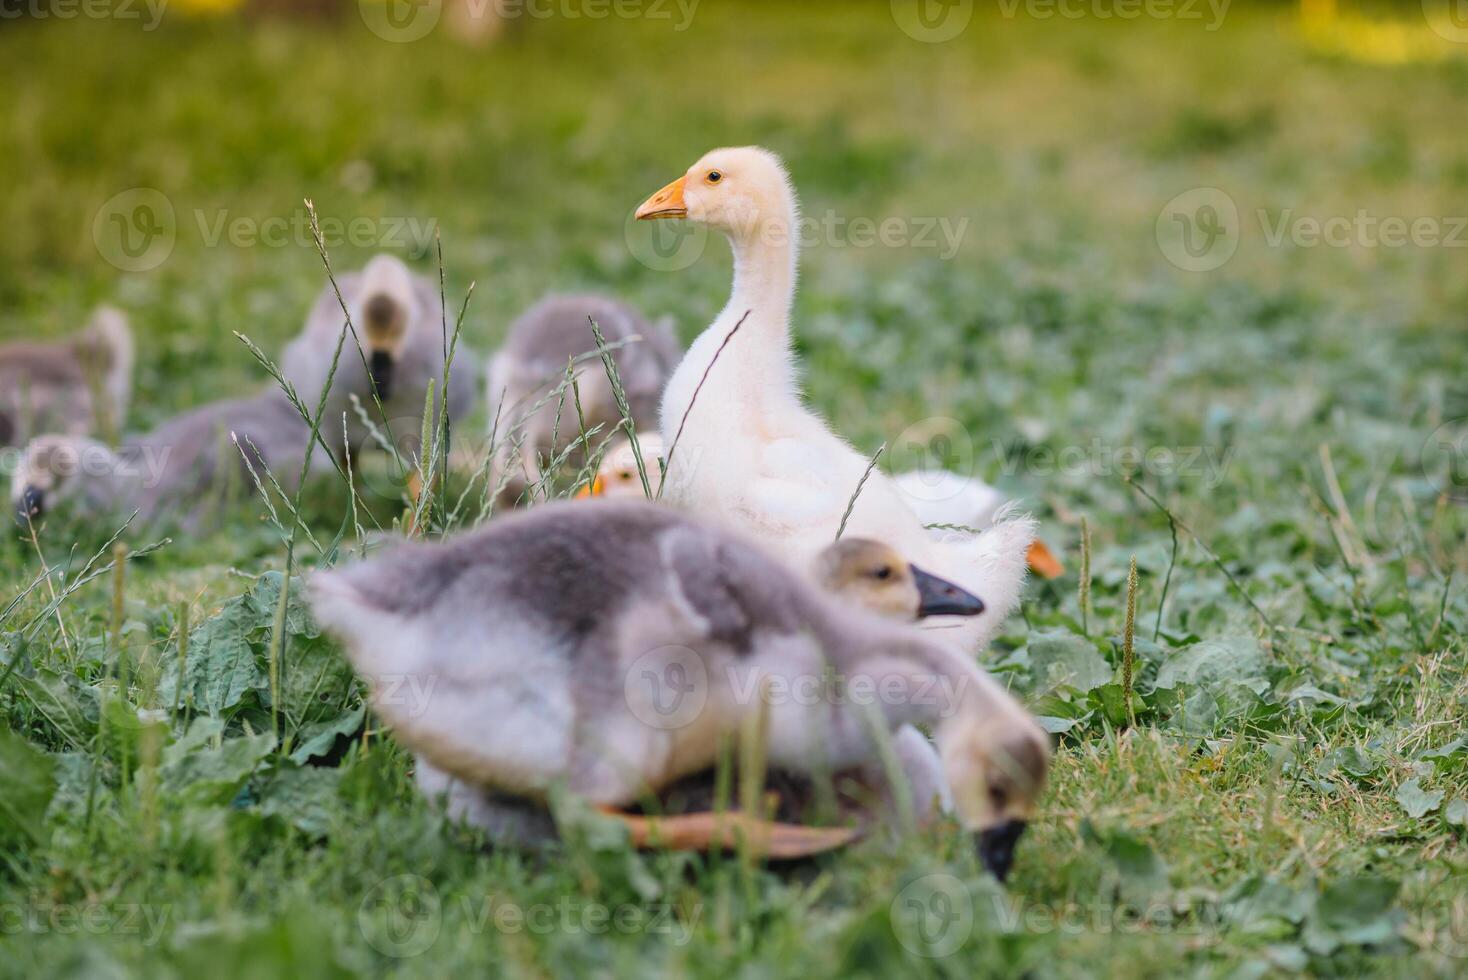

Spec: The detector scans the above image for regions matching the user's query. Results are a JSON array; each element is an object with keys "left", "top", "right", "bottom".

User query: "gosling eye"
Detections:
[
  {"left": 618, "top": 470, "right": 634, "bottom": 482},
  {"left": 989, "top": 786, "right": 1009, "bottom": 810},
  {"left": 706, "top": 170, "right": 723, "bottom": 184},
  {"left": 873, "top": 565, "right": 894, "bottom": 581}
]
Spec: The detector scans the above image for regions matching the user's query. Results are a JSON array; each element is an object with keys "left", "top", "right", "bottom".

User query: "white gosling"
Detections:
[
  {"left": 579, "top": 432, "right": 667, "bottom": 499},
  {"left": 635, "top": 147, "right": 1035, "bottom": 651},
  {"left": 583, "top": 438, "right": 1063, "bottom": 584},
  {"left": 582, "top": 450, "right": 988, "bottom": 620},
  {"left": 0, "top": 306, "right": 133, "bottom": 448},
  {"left": 281, "top": 255, "right": 479, "bottom": 460},
  {"left": 895, "top": 469, "right": 1065, "bottom": 580},
  {"left": 309, "top": 499, "right": 1049, "bottom": 877},
  {"left": 486, "top": 295, "right": 680, "bottom": 502},
  {"left": 10, "top": 391, "right": 328, "bottom": 529}
]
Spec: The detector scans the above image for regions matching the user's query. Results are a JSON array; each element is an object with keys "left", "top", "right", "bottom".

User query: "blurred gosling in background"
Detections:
[
  {"left": 0, "top": 306, "right": 133, "bottom": 448},
  {"left": 486, "top": 295, "right": 680, "bottom": 504},
  {"left": 282, "top": 254, "right": 479, "bottom": 462},
  {"left": 11, "top": 391, "right": 328, "bottom": 531}
]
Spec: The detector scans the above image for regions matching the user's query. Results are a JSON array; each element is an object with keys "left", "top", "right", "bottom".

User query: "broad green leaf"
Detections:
[
  {"left": 1318, "top": 745, "right": 1381, "bottom": 781},
  {"left": 15, "top": 670, "right": 94, "bottom": 751},
  {"left": 1421, "top": 738, "right": 1467, "bottom": 769},
  {"left": 1279, "top": 683, "right": 1345, "bottom": 708},
  {"left": 1396, "top": 777, "right": 1444, "bottom": 819},
  {"left": 1222, "top": 875, "right": 1314, "bottom": 936},
  {"left": 99, "top": 692, "right": 170, "bottom": 768},
  {"left": 1154, "top": 637, "right": 1268, "bottom": 695},
  {"left": 1445, "top": 798, "right": 1468, "bottom": 826},
  {"left": 1027, "top": 630, "right": 1111, "bottom": 695},
  {"left": 1089, "top": 682, "right": 1133, "bottom": 728},
  {"left": 163, "top": 716, "right": 227, "bottom": 765},
  {"left": 1302, "top": 877, "right": 1400, "bottom": 954},
  {"left": 161, "top": 725, "right": 275, "bottom": 803},
  {"left": 1036, "top": 713, "right": 1093, "bottom": 735},
  {"left": 156, "top": 571, "right": 344, "bottom": 725},
  {"left": 1032, "top": 693, "right": 1095, "bottom": 733},
  {"left": 276, "top": 632, "right": 359, "bottom": 728},
  {"left": 258, "top": 764, "right": 341, "bottom": 837},
  {"left": 289, "top": 705, "right": 365, "bottom": 764},
  {"left": 0, "top": 725, "right": 58, "bottom": 845},
  {"left": 158, "top": 592, "right": 269, "bottom": 718}
]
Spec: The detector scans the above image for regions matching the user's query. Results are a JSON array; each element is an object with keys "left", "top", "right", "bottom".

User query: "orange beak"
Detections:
[
  {"left": 1026, "top": 540, "right": 1065, "bottom": 580},
  {"left": 636, "top": 175, "right": 688, "bottom": 220},
  {"left": 597, "top": 805, "right": 858, "bottom": 859},
  {"left": 576, "top": 476, "right": 605, "bottom": 499}
]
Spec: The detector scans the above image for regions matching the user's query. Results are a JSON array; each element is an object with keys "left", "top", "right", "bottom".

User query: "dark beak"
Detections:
[
  {"left": 912, "top": 565, "right": 986, "bottom": 618},
  {"left": 15, "top": 486, "right": 44, "bottom": 526},
  {"left": 976, "top": 819, "right": 1027, "bottom": 883},
  {"left": 368, "top": 350, "right": 395, "bottom": 402}
]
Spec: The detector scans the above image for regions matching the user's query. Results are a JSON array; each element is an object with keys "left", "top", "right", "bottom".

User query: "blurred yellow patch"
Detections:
[
  {"left": 167, "top": 0, "right": 246, "bottom": 13},
  {"left": 1298, "top": 0, "right": 1465, "bottom": 65}
]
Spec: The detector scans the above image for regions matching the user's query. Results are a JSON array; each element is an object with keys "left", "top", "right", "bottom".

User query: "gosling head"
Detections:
[
  {"left": 939, "top": 712, "right": 1051, "bottom": 882},
  {"left": 71, "top": 306, "right": 134, "bottom": 407},
  {"left": 579, "top": 434, "right": 666, "bottom": 500},
  {"left": 9, "top": 435, "right": 121, "bottom": 526},
  {"left": 815, "top": 538, "right": 986, "bottom": 621},
  {"left": 636, "top": 146, "right": 795, "bottom": 243},
  {"left": 355, "top": 255, "right": 416, "bottom": 402}
]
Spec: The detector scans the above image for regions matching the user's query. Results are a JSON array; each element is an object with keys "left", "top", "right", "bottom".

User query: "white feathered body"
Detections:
[{"left": 660, "top": 305, "right": 1033, "bottom": 654}]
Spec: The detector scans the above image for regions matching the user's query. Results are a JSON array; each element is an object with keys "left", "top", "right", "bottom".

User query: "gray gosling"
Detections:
[
  {"left": 281, "top": 254, "right": 479, "bottom": 461},
  {"left": 11, "top": 391, "right": 328, "bottom": 530},
  {"left": 486, "top": 295, "right": 680, "bottom": 501},
  {"left": 310, "top": 499, "right": 1049, "bottom": 878},
  {"left": 0, "top": 307, "right": 133, "bottom": 448},
  {"left": 412, "top": 534, "right": 985, "bottom": 849}
]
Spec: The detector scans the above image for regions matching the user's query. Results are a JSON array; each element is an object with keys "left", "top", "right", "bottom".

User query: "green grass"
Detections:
[{"left": 3, "top": 2, "right": 1468, "bottom": 976}]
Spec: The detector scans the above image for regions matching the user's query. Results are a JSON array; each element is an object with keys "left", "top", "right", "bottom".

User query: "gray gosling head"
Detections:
[
  {"left": 357, "top": 255, "right": 416, "bottom": 403},
  {"left": 10, "top": 435, "right": 128, "bottom": 525},
  {"left": 940, "top": 710, "right": 1051, "bottom": 882}
]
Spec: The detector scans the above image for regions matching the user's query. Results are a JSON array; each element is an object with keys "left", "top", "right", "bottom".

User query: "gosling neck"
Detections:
[{"left": 723, "top": 205, "right": 798, "bottom": 340}]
